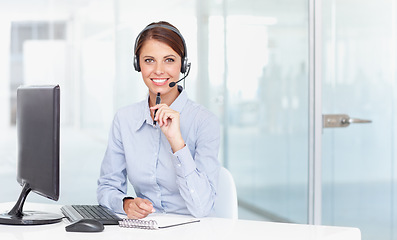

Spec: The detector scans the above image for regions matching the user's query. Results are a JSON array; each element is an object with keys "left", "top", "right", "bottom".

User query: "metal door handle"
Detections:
[
  {"left": 323, "top": 114, "right": 372, "bottom": 128},
  {"left": 342, "top": 118, "right": 372, "bottom": 124}
]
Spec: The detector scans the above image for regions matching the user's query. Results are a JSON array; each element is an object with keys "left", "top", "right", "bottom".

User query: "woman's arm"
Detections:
[
  {"left": 96, "top": 113, "right": 130, "bottom": 214},
  {"left": 153, "top": 104, "right": 221, "bottom": 217},
  {"left": 172, "top": 113, "right": 221, "bottom": 217}
]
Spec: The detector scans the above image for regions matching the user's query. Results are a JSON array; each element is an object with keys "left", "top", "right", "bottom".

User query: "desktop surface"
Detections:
[{"left": 0, "top": 202, "right": 361, "bottom": 240}]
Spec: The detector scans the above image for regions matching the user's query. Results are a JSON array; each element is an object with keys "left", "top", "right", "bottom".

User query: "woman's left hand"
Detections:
[{"left": 151, "top": 104, "right": 185, "bottom": 152}]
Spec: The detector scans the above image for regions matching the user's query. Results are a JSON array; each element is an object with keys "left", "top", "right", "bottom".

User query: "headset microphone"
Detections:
[{"left": 169, "top": 63, "right": 191, "bottom": 88}]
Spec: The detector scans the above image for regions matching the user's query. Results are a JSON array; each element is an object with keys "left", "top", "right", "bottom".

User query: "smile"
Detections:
[
  {"left": 152, "top": 78, "right": 168, "bottom": 83},
  {"left": 151, "top": 78, "right": 169, "bottom": 86}
]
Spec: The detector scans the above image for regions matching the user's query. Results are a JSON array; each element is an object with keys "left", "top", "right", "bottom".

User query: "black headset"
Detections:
[{"left": 133, "top": 23, "right": 190, "bottom": 74}]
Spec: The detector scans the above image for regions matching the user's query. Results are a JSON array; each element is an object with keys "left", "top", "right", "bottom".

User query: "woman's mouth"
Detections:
[{"left": 151, "top": 78, "right": 169, "bottom": 86}]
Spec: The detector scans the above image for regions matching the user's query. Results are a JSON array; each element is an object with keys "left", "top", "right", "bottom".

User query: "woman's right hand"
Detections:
[{"left": 123, "top": 197, "right": 155, "bottom": 219}]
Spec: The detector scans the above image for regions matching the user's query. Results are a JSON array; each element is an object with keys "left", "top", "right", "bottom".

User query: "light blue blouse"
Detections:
[{"left": 97, "top": 88, "right": 220, "bottom": 217}]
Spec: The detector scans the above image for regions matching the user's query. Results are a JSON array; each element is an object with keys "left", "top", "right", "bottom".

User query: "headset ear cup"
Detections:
[
  {"left": 181, "top": 57, "right": 188, "bottom": 73},
  {"left": 134, "top": 55, "right": 141, "bottom": 72}
]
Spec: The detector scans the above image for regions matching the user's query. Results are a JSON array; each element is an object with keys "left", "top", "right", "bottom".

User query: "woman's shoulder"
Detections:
[
  {"left": 118, "top": 101, "right": 143, "bottom": 112},
  {"left": 184, "top": 98, "right": 219, "bottom": 123},
  {"left": 114, "top": 100, "right": 146, "bottom": 121}
]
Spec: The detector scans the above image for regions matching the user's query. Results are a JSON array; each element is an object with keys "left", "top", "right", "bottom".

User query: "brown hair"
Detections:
[{"left": 135, "top": 21, "right": 186, "bottom": 59}]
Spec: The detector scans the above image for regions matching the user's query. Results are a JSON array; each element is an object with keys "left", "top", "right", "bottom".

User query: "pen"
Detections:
[{"left": 154, "top": 92, "right": 161, "bottom": 125}]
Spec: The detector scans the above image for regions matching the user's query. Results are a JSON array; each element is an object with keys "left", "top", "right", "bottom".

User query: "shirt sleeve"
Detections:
[
  {"left": 97, "top": 113, "right": 128, "bottom": 214},
  {"left": 171, "top": 112, "right": 221, "bottom": 218}
]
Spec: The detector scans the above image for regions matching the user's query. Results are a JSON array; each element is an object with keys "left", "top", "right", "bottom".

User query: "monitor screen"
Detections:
[
  {"left": 0, "top": 85, "right": 62, "bottom": 225},
  {"left": 17, "top": 85, "right": 60, "bottom": 200}
]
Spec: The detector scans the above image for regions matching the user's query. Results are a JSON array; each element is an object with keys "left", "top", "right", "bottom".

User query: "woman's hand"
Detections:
[
  {"left": 151, "top": 104, "right": 185, "bottom": 152},
  {"left": 123, "top": 197, "right": 155, "bottom": 219}
]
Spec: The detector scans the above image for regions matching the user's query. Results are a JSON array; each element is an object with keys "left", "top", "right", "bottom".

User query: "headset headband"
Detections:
[{"left": 133, "top": 23, "right": 189, "bottom": 73}]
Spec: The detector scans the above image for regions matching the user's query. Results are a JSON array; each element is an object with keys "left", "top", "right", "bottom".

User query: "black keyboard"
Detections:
[{"left": 61, "top": 205, "right": 122, "bottom": 225}]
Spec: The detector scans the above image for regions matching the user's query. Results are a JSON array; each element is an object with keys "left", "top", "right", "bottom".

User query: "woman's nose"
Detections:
[{"left": 154, "top": 63, "right": 164, "bottom": 75}]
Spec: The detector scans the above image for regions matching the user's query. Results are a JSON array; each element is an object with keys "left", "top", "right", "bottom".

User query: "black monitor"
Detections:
[{"left": 0, "top": 85, "right": 63, "bottom": 225}]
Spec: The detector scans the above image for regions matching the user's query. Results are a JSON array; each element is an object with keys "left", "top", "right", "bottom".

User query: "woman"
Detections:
[{"left": 97, "top": 21, "right": 220, "bottom": 219}]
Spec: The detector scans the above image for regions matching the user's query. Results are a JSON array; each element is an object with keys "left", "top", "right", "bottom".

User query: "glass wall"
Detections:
[
  {"left": 321, "top": 0, "right": 397, "bottom": 240},
  {"left": 219, "top": 1, "right": 310, "bottom": 223}
]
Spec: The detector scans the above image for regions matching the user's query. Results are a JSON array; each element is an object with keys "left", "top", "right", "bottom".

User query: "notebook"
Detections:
[{"left": 118, "top": 215, "right": 200, "bottom": 230}]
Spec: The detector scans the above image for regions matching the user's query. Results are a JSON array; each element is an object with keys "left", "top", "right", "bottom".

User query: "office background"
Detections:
[{"left": 0, "top": 0, "right": 396, "bottom": 240}]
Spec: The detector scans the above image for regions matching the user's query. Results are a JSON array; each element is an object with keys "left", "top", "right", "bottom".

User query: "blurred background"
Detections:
[{"left": 0, "top": 1, "right": 396, "bottom": 240}]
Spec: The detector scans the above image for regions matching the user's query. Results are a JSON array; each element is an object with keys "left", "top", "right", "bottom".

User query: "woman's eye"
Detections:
[
  {"left": 144, "top": 59, "right": 154, "bottom": 63},
  {"left": 165, "top": 58, "right": 175, "bottom": 62}
]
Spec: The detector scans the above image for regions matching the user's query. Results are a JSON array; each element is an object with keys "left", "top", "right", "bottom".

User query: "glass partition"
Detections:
[
  {"left": 321, "top": 0, "right": 397, "bottom": 239},
  {"left": 210, "top": 1, "right": 310, "bottom": 223}
]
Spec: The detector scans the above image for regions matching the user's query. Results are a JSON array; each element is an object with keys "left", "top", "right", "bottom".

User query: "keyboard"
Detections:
[{"left": 61, "top": 205, "right": 122, "bottom": 225}]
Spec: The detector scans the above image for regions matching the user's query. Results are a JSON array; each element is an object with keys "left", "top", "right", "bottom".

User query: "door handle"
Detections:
[{"left": 323, "top": 114, "right": 372, "bottom": 128}]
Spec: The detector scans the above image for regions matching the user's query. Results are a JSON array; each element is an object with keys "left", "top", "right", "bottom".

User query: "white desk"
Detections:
[{"left": 0, "top": 202, "right": 360, "bottom": 240}]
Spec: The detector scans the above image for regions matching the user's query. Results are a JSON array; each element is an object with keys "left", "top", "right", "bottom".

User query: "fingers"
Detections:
[
  {"left": 124, "top": 197, "right": 155, "bottom": 219},
  {"left": 139, "top": 199, "right": 155, "bottom": 212},
  {"left": 150, "top": 104, "right": 184, "bottom": 152},
  {"left": 158, "top": 108, "right": 175, "bottom": 127},
  {"left": 150, "top": 104, "right": 179, "bottom": 127}
]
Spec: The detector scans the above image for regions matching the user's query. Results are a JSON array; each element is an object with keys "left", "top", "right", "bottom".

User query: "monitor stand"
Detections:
[{"left": 0, "top": 183, "right": 63, "bottom": 225}]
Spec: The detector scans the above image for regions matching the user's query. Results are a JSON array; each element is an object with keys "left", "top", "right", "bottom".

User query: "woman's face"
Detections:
[{"left": 139, "top": 39, "right": 182, "bottom": 97}]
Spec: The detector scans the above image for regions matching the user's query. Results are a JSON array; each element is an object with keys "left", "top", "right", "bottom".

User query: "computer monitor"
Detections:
[{"left": 0, "top": 85, "right": 63, "bottom": 225}]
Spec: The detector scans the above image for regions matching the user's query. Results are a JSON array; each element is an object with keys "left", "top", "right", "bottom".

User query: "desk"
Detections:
[{"left": 0, "top": 202, "right": 360, "bottom": 240}]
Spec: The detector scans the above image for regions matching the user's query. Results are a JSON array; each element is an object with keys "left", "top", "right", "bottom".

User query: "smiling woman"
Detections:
[{"left": 97, "top": 21, "right": 221, "bottom": 220}]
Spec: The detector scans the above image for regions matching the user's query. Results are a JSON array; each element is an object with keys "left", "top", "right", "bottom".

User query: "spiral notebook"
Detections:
[{"left": 118, "top": 216, "right": 200, "bottom": 230}]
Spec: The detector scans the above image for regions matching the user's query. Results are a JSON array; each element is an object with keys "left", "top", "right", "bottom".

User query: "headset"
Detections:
[{"left": 133, "top": 23, "right": 190, "bottom": 74}]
